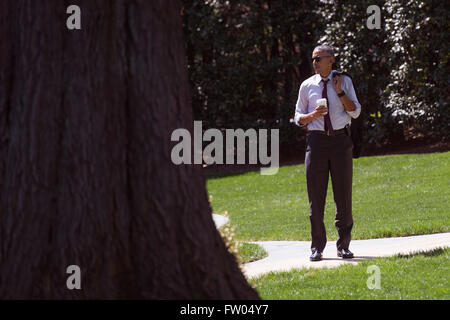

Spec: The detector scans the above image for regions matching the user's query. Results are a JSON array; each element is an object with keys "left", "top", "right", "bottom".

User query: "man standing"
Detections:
[{"left": 294, "top": 45, "right": 361, "bottom": 261}]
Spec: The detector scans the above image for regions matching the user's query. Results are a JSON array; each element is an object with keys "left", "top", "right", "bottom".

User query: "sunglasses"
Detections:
[{"left": 311, "top": 55, "right": 332, "bottom": 63}]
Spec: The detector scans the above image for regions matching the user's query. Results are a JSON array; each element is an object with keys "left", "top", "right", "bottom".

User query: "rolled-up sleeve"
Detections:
[
  {"left": 294, "top": 83, "right": 308, "bottom": 127},
  {"left": 343, "top": 77, "right": 361, "bottom": 119}
]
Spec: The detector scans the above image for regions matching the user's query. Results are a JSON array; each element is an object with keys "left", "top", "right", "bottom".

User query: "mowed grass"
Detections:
[
  {"left": 239, "top": 242, "right": 268, "bottom": 264},
  {"left": 207, "top": 152, "right": 450, "bottom": 241},
  {"left": 249, "top": 248, "right": 450, "bottom": 300}
]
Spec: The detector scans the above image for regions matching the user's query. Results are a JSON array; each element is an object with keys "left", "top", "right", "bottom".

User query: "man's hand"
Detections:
[
  {"left": 333, "top": 75, "right": 343, "bottom": 94},
  {"left": 314, "top": 105, "right": 328, "bottom": 117},
  {"left": 298, "top": 105, "right": 328, "bottom": 125},
  {"left": 333, "top": 75, "right": 357, "bottom": 111}
]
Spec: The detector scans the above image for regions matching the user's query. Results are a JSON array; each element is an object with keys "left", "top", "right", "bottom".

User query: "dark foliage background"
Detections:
[{"left": 182, "top": 0, "right": 449, "bottom": 153}]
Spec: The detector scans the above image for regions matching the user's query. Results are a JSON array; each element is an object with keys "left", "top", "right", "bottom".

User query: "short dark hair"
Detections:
[{"left": 313, "top": 45, "right": 334, "bottom": 57}]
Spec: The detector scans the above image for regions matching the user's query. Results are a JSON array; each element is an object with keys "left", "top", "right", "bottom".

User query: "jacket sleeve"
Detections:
[{"left": 343, "top": 76, "right": 361, "bottom": 119}]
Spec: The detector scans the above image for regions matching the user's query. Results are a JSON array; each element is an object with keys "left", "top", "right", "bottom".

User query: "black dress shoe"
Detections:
[
  {"left": 310, "top": 250, "right": 323, "bottom": 261},
  {"left": 337, "top": 248, "right": 354, "bottom": 259}
]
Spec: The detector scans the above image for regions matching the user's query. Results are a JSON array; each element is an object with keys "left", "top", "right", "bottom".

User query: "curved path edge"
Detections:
[{"left": 242, "top": 233, "right": 450, "bottom": 279}]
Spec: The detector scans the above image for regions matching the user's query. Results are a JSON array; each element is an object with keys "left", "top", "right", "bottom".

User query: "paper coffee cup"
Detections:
[
  {"left": 317, "top": 98, "right": 327, "bottom": 107},
  {"left": 317, "top": 98, "right": 327, "bottom": 114}
]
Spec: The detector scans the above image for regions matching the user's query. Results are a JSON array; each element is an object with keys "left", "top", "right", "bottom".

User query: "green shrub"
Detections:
[{"left": 182, "top": 0, "right": 449, "bottom": 150}]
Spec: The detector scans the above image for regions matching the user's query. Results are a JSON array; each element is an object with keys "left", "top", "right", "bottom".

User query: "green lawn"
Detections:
[
  {"left": 239, "top": 242, "right": 268, "bottom": 264},
  {"left": 249, "top": 248, "right": 450, "bottom": 300},
  {"left": 207, "top": 152, "right": 450, "bottom": 241}
]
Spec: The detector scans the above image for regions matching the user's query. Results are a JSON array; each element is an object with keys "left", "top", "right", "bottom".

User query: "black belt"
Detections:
[{"left": 308, "top": 126, "right": 349, "bottom": 136}]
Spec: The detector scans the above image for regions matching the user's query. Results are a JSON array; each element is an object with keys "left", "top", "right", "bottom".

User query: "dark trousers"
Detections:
[{"left": 305, "top": 132, "right": 354, "bottom": 252}]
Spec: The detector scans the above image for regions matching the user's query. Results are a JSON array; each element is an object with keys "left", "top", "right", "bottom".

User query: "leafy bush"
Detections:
[
  {"left": 182, "top": 0, "right": 449, "bottom": 151},
  {"left": 383, "top": 0, "right": 450, "bottom": 139},
  {"left": 182, "top": 0, "right": 323, "bottom": 148}
]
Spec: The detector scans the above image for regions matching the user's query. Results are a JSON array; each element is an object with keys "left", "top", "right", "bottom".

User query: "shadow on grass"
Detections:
[
  {"left": 394, "top": 247, "right": 447, "bottom": 259},
  {"left": 322, "top": 256, "right": 378, "bottom": 262},
  {"left": 204, "top": 142, "right": 449, "bottom": 179},
  {"left": 322, "top": 249, "right": 448, "bottom": 263}
]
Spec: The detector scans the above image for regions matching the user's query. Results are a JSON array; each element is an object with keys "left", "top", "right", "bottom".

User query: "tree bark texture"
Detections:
[{"left": 0, "top": 0, "right": 259, "bottom": 299}]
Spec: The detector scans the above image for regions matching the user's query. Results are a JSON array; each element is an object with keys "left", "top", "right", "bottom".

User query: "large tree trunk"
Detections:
[{"left": 0, "top": 0, "right": 259, "bottom": 299}]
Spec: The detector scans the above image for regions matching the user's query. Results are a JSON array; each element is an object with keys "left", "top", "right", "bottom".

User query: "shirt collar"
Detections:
[{"left": 315, "top": 71, "right": 334, "bottom": 85}]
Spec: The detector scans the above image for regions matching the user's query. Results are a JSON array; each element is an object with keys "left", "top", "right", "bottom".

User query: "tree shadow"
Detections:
[
  {"left": 394, "top": 247, "right": 447, "bottom": 259},
  {"left": 322, "top": 256, "right": 378, "bottom": 262}
]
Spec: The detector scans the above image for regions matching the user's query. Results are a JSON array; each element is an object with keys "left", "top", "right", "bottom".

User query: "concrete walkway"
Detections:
[
  {"left": 242, "top": 233, "right": 450, "bottom": 279},
  {"left": 212, "top": 214, "right": 229, "bottom": 229}
]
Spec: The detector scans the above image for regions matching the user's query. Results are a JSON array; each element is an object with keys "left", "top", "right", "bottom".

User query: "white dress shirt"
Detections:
[{"left": 294, "top": 71, "right": 361, "bottom": 130}]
